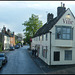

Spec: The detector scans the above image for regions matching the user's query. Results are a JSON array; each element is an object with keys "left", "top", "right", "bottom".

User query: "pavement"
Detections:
[{"left": 28, "top": 49, "right": 75, "bottom": 74}]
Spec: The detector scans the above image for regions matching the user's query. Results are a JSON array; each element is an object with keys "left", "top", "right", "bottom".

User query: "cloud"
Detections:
[
  {"left": 0, "top": 1, "right": 75, "bottom": 11},
  {"left": 0, "top": 1, "right": 65, "bottom": 9},
  {"left": 39, "top": 15, "right": 43, "bottom": 18},
  {"left": 0, "top": 1, "right": 75, "bottom": 35},
  {"left": 0, "top": 22, "right": 8, "bottom": 29},
  {"left": 0, "top": 22, "right": 15, "bottom": 32}
]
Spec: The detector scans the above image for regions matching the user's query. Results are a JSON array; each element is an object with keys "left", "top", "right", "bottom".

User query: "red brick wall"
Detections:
[{"left": 10, "top": 36, "right": 15, "bottom": 46}]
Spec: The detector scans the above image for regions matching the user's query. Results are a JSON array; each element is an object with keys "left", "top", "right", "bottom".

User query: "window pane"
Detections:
[
  {"left": 46, "top": 34, "right": 47, "bottom": 41},
  {"left": 39, "top": 36, "right": 40, "bottom": 41},
  {"left": 57, "top": 33, "right": 61, "bottom": 39},
  {"left": 42, "top": 35, "right": 44, "bottom": 41},
  {"left": 45, "top": 46, "right": 47, "bottom": 58},
  {"left": 67, "top": 28, "right": 70, "bottom": 33},
  {"left": 65, "top": 50, "right": 72, "bottom": 60},
  {"left": 63, "top": 28, "right": 66, "bottom": 33},
  {"left": 67, "top": 34, "right": 70, "bottom": 39},
  {"left": 54, "top": 52, "right": 60, "bottom": 61},
  {"left": 57, "top": 28, "right": 61, "bottom": 33},
  {"left": 56, "top": 27, "right": 61, "bottom": 39},
  {"left": 56, "top": 26, "right": 72, "bottom": 40},
  {"left": 42, "top": 46, "right": 43, "bottom": 56},
  {"left": 62, "top": 34, "right": 66, "bottom": 39}
]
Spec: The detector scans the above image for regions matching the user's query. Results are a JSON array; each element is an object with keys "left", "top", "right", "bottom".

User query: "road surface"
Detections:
[{"left": 0, "top": 46, "right": 43, "bottom": 74}]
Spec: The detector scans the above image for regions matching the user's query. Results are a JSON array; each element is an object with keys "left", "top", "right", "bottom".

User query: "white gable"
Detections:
[{"left": 55, "top": 8, "right": 75, "bottom": 26}]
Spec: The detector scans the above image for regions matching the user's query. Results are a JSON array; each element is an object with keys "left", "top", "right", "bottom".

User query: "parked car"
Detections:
[
  {"left": 15, "top": 45, "right": 20, "bottom": 49},
  {"left": 0, "top": 53, "right": 7, "bottom": 65},
  {"left": 17, "top": 43, "right": 21, "bottom": 48},
  {"left": 0, "top": 60, "right": 2, "bottom": 69},
  {"left": 10, "top": 46, "right": 15, "bottom": 51}
]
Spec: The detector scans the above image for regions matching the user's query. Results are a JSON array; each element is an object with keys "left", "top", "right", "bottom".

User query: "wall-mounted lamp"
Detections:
[{"left": 66, "top": 14, "right": 70, "bottom": 19}]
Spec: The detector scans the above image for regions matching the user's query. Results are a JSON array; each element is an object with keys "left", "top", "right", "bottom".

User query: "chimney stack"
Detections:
[
  {"left": 13, "top": 32, "right": 14, "bottom": 35},
  {"left": 47, "top": 13, "right": 54, "bottom": 23},
  {"left": 57, "top": 2, "right": 66, "bottom": 17},
  {"left": 7, "top": 29, "right": 10, "bottom": 33},
  {"left": 3, "top": 26, "right": 6, "bottom": 32}
]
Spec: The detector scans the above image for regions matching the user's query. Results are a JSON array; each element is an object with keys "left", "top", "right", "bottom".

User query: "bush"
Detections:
[{"left": 0, "top": 42, "right": 2, "bottom": 52}]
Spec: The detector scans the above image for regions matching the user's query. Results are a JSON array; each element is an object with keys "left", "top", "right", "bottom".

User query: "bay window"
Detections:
[{"left": 56, "top": 26, "right": 73, "bottom": 40}]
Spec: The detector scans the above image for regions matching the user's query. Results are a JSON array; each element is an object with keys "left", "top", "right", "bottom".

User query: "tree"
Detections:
[
  {"left": 0, "top": 42, "right": 2, "bottom": 52},
  {"left": 15, "top": 33, "right": 23, "bottom": 45},
  {"left": 22, "top": 14, "right": 43, "bottom": 45},
  {"left": 17, "top": 33, "right": 23, "bottom": 38}
]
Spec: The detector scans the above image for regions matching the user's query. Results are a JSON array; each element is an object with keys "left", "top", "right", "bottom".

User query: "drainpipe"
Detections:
[{"left": 49, "top": 31, "right": 52, "bottom": 65}]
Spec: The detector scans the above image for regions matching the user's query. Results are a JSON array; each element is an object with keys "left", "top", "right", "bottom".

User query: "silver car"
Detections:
[{"left": 0, "top": 53, "right": 7, "bottom": 65}]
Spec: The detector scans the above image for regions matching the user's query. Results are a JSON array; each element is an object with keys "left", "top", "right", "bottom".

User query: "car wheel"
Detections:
[
  {"left": 0, "top": 63, "right": 2, "bottom": 69},
  {"left": 6, "top": 60, "right": 7, "bottom": 63},
  {"left": 0, "top": 66, "right": 2, "bottom": 69}
]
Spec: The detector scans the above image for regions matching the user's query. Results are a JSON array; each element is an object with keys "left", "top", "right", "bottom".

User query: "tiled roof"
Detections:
[
  {"left": 5, "top": 31, "right": 11, "bottom": 37},
  {"left": 2, "top": 31, "right": 14, "bottom": 37},
  {"left": 33, "top": 9, "right": 66, "bottom": 38}
]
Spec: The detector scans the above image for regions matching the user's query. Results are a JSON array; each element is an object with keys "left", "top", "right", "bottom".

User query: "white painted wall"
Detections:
[
  {"left": 31, "top": 33, "right": 50, "bottom": 65},
  {"left": 31, "top": 8, "right": 75, "bottom": 65},
  {"left": 50, "top": 8, "right": 75, "bottom": 65},
  {"left": 4, "top": 35, "right": 10, "bottom": 50}
]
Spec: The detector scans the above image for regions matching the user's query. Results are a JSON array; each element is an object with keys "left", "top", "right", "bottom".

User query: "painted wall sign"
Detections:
[{"left": 63, "top": 19, "right": 73, "bottom": 24}]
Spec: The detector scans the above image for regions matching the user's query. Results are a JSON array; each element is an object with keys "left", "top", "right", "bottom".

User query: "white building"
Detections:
[
  {"left": 4, "top": 35, "right": 10, "bottom": 50},
  {"left": 0, "top": 27, "right": 11, "bottom": 50},
  {"left": 31, "top": 4, "right": 75, "bottom": 65}
]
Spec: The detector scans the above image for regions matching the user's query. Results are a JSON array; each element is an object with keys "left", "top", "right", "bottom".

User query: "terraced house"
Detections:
[
  {"left": 0, "top": 26, "right": 15, "bottom": 50},
  {"left": 31, "top": 3, "right": 75, "bottom": 65}
]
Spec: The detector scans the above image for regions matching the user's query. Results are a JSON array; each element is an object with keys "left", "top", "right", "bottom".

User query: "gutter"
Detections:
[{"left": 49, "top": 31, "right": 52, "bottom": 65}]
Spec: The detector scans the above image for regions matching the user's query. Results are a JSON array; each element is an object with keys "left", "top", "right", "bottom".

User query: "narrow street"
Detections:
[{"left": 0, "top": 46, "right": 43, "bottom": 74}]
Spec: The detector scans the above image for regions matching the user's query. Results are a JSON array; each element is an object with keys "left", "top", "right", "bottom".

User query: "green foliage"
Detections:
[
  {"left": 22, "top": 14, "right": 42, "bottom": 37},
  {"left": 15, "top": 35, "right": 21, "bottom": 45},
  {"left": 0, "top": 42, "right": 2, "bottom": 52},
  {"left": 22, "top": 14, "right": 43, "bottom": 45},
  {"left": 15, "top": 41, "right": 19, "bottom": 45}
]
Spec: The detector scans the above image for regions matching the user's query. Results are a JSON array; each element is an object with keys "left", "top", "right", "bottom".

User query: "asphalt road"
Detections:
[{"left": 0, "top": 46, "right": 43, "bottom": 74}]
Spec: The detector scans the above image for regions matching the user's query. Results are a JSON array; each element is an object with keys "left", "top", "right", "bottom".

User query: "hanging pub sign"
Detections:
[
  {"left": 30, "top": 38, "right": 32, "bottom": 42},
  {"left": 63, "top": 18, "right": 73, "bottom": 24}
]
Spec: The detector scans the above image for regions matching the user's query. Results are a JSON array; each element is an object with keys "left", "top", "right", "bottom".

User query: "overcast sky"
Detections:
[{"left": 0, "top": 1, "right": 75, "bottom": 36}]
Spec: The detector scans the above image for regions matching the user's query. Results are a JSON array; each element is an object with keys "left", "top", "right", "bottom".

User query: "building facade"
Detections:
[
  {"left": 1, "top": 27, "right": 11, "bottom": 50},
  {"left": 0, "top": 26, "right": 15, "bottom": 50},
  {"left": 31, "top": 4, "right": 75, "bottom": 65},
  {"left": 4, "top": 34, "right": 10, "bottom": 50},
  {"left": 10, "top": 32, "right": 15, "bottom": 46}
]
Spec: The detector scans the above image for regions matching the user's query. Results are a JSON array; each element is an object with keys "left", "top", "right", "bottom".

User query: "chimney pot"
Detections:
[
  {"left": 61, "top": 2, "right": 63, "bottom": 7},
  {"left": 63, "top": 4, "right": 65, "bottom": 7},
  {"left": 57, "top": 4, "right": 66, "bottom": 16}
]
